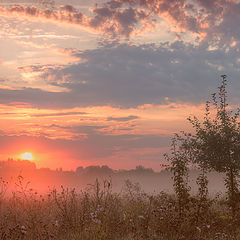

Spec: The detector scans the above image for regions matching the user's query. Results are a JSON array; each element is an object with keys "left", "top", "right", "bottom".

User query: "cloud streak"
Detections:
[
  {"left": 107, "top": 115, "right": 139, "bottom": 122},
  {"left": 31, "top": 111, "right": 87, "bottom": 117}
]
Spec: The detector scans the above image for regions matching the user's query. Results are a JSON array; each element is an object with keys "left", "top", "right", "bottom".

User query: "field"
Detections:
[{"left": 0, "top": 177, "right": 240, "bottom": 240}]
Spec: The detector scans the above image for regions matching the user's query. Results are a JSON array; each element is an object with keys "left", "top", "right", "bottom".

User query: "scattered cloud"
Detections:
[
  {"left": 1, "top": 0, "right": 240, "bottom": 44},
  {"left": 0, "top": 3, "right": 149, "bottom": 39}
]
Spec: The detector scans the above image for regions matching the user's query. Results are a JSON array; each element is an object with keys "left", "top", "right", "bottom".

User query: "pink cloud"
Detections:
[
  {"left": 0, "top": 4, "right": 149, "bottom": 38},
  {"left": 0, "top": 0, "right": 239, "bottom": 42},
  {"left": 104, "top": 0, "right": 239, "bottom": 43}
]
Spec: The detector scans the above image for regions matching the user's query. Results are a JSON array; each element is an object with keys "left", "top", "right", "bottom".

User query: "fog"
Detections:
[{"left": 0, "top": 159, "right": 226, "bottom": 196}]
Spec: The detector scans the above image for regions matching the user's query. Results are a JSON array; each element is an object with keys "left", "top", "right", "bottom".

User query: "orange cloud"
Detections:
[
  {"left": 0, "top": 4, "right": 149, "bottom": 38},
  {"left": 0, "top": 101, "right": 206, "bottom": 140},
  {"left": 1, "top": 0, "right": 239, "bottom": 43}
]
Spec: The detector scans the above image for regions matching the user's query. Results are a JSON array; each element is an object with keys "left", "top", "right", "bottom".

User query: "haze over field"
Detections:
[
  {"left": 0, "top": 0, "right": 240, "bottom": 172},
  {"left": 0, "top": 158, "right": 225, "bottom": 195}
]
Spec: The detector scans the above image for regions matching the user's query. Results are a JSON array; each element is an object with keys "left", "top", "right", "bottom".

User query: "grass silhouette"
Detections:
[{"left": 0, "top": 177, "right": 240, "bottom": 240}]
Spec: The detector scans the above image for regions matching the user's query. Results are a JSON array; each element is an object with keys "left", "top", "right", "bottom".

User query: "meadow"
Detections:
[{"left": 0, "top": 176, "right": 239, "bottom": 240}]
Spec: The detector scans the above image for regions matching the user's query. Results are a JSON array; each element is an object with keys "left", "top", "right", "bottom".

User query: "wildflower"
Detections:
[
  {"left": 97, "top": 206, "right": 104, "bottom": 212},
  {"left": 93, "top": 218, "right": 101, "bottom": 224},
  {"left": 90, "top": 212, "right": 101, "bottom": 224},
  {"left": 21, "top": 225, "right": 27, "bottom": 235},
  {"left": 215, "top": 232, "right": 228, "bottom": 239},
  {"left": 55, "top": 220, "right": 59, "bottom": 227},
  {"left": 196, "top": 226, "right": 201, "bottom": 232},
  {"left": 90, "top": 212, "right": 97, "bottom": 219}
]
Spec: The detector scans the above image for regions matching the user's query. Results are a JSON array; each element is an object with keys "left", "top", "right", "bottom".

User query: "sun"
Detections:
[{"left": 20, "top": 152, "right": 33, "bottom": 161}]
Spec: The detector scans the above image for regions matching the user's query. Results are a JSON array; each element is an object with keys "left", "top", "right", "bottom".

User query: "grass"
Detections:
[{"left": 0, "top": 177, "right": 240, "bottom": 240}]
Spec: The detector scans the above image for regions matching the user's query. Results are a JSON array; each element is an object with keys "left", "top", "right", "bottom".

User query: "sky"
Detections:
[{"left": 0, "top": 0, "right": 240, "bottom": 171}]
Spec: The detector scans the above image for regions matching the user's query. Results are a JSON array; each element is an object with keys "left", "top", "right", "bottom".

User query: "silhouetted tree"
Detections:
[
  {"left": 165, "top": 137, "right": 191, "bottom": 218},
  {"left": 180, "top": 75, "right": 240, "bottom": 216}
]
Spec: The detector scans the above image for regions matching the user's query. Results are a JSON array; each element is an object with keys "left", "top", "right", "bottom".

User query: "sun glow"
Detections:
[{"left": 21, "top": 152, "right": 33, "bottom": 161}]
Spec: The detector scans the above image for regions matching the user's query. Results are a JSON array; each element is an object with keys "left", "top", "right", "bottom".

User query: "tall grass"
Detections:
[{"left": 0, "top": 177, "right": 240, "bottom": 240}]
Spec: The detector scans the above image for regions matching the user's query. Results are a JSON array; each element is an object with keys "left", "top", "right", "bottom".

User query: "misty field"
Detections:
[{"left": 0, "top": 177, "right": 239, "bottom": 240}]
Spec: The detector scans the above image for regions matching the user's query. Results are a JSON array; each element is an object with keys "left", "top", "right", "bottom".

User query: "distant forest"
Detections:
[{"left": 0, "top": 158, "right": 225, "bottom": 195}]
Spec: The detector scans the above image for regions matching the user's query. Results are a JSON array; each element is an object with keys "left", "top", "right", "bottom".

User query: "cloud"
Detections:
[
  {"left": 1, "top": 42, "right": 240, "bottom": 108},
  {"left": 0, "top": 3, "right": 149, "bottom": 38},
  {"left": 210, "top": 2, "right": 240, "bottom": 45},
  {"left": 0, "top": 88, "right": 67, "bottom": 108},
  {"left": 52, "top": 132, "right": 170, "bottom": 159},
  {"left": 39, "top": 42, "right": 240, "bottom": 107},
  {"left": 47, "top": 124, "right": 107, "bottom": 135},
  {"left": 1, "top": 0, "right": 240, "bottom": 43},
  {"left": 31, "top": 111, "right": 87, "bottom": 117},
  {"left": 107, "top": 115, "right": 139, "bottom": 122},
  {"left": 104, "top": 0, "right": 236, "bottom": 43}
]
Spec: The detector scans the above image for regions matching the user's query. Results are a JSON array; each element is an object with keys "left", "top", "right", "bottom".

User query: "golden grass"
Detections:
[{"left": 0, "top": 178, "right": 240, "bottom": 240}]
